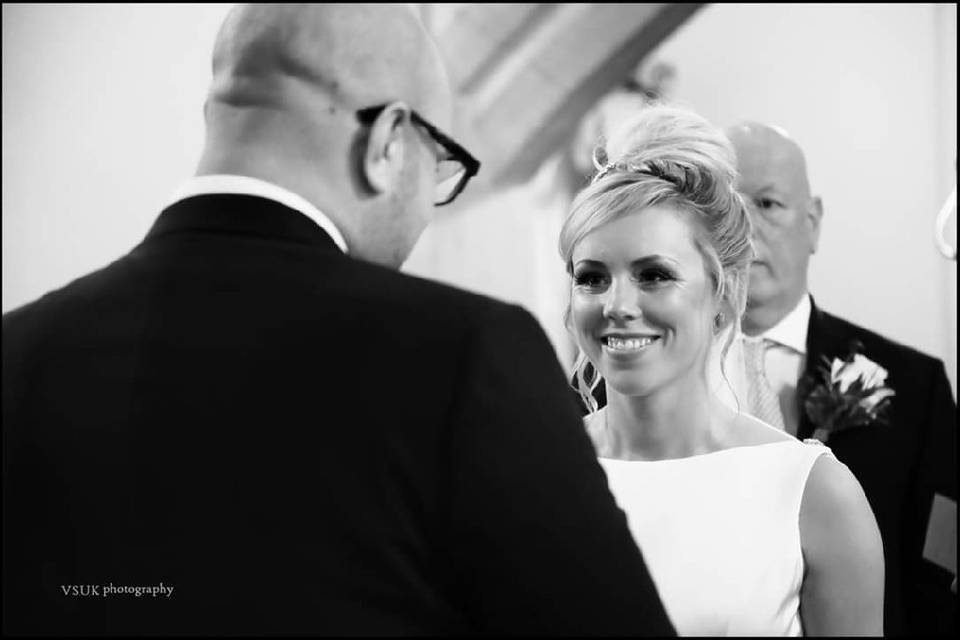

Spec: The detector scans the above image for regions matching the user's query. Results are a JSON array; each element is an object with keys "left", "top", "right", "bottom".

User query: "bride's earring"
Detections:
[{"left": 714, "top": 312, "right": 725, "bottom": 333}]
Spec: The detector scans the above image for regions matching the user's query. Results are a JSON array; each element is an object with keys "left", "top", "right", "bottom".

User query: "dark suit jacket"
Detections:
[
  {"left": 3, "top": 195, "right": 674, "bottom": 636},
  {"left": 579, "top": 296, "right": 957, "bottom": 636},
  {"left": 799, "top": 299, "right": 956, "bottom": 637}
]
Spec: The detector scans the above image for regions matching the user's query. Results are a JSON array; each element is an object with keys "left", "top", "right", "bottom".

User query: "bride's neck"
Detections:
[{"left": 603, "top": 377, "right": 725, "bottom": 461}]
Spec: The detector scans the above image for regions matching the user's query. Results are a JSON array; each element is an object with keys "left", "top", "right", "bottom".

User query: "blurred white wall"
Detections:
[
  {"left": 2, "top": 3, "right": 233, "bottom": 312},
  {"left": 650, "top": 2, "right": 957, "bottom": 395}
]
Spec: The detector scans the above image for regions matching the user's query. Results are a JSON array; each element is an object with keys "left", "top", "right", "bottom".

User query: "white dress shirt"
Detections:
[
  {"left": 167, "top": 174, "right": 348, "bottom": 253},
  {"left": 714, "top": 295, "right": 810, "bottom": 435},
  {"left": 753, "top": 295, "right": 810, "bottom": 435}
]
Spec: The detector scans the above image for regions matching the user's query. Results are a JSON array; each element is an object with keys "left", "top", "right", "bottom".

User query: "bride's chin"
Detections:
[{"left": 604, "top": 374, "right": 656, "bottom": 399}]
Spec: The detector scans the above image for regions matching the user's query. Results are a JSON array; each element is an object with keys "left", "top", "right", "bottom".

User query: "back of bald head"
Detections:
[
  {"left": 726, "top": 121, "right": 812, "bottom": 197},
  {"left": 205, "top": 4, "right": 451, "bottom": 140}
]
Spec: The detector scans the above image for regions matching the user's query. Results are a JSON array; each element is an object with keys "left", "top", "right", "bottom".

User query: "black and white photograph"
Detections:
[{"left": 2, "top": 3, "right": 956, "bottom": 636}]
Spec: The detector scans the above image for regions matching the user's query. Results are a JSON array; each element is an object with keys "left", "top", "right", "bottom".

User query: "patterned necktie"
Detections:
[{"left": 742, "top": 337, "right": 786, "bottom": 430}]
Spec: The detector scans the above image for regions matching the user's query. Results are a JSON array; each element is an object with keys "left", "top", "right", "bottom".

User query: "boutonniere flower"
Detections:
[{"left": 801, "top": 340, "right": 895, "bottom": 443}]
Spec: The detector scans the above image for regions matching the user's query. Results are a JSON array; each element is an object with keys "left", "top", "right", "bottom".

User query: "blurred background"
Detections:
[{"left": 3, "top": 3, "right": 956, "bottom": 394}]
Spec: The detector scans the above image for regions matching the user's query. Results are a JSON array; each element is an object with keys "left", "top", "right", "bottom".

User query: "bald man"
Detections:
[
  {"left": 727, "top": 122, "right": 956, "bottom": 636},
  {"left": 2, "top": 5, "right": 674, "bottom": 635}
]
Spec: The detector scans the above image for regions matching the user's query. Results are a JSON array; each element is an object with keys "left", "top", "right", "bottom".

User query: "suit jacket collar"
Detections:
[
  {"left": 145, "top": 193, "right": 344, "bottom": 254},
  {"left": 167, "top": 175, "right": 348, "bottom": 253}
]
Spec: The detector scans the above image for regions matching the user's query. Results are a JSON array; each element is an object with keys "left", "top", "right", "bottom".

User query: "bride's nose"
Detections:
[{"left": 602, "top": 278, "right": 641, "bottom": 321}]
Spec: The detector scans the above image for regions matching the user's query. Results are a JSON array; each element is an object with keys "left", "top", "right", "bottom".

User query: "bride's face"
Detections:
[{"left": 570, "top": 206, "right": 719, "bottom": 398}]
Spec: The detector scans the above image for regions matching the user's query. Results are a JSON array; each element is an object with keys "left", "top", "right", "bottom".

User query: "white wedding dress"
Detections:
[{"left": 593, "top": 417, "right": 833, "bottom": 636}]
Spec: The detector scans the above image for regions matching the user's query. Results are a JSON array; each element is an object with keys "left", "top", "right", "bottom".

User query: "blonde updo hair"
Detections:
[{"left": 559, "top": 104, "right": 755, "bottom": 412}]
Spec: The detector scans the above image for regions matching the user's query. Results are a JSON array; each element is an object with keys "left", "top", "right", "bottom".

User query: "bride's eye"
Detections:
[
  {"left": 574, "top": 270, "right": 609, "bottom": 290},
  {"left": 637, "top": 268, "right": 674, "bottom": 285}
]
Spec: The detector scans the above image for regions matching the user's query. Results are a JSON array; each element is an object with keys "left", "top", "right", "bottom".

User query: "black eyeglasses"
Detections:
[{"left": 356, "top": 105, "right": 480, "bottom": 206}]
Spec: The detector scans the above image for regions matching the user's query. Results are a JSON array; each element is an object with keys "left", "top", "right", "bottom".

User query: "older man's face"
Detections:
[{"left": 733, "top": 137, "right": 821, "bottom": 315}]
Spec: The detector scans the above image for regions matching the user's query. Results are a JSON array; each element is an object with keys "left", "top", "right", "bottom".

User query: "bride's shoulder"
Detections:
[{"left": 800, "top": 453, "right": 877, "bottom": 549}]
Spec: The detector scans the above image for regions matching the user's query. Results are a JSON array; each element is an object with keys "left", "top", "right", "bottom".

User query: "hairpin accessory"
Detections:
[{"left": 591, "top": 156, "right": 682, "bottom": 188}]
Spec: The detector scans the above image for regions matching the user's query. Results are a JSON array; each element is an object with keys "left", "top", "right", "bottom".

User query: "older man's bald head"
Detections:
[
  {"left": 726, "top": 122, "right": 811, "bottom": 200},
  {"left": 726, "top": 121, "right": 823, "bottom": 335},
  {"left": 207, "top": 4, "right": 450, "bottom": 126}
]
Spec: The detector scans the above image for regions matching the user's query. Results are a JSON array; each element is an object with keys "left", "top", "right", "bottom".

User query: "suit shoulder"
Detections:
[
  {"left": 818, "top": 309, "right": 944, "bottom": 371},
  {"left": 3, "top": 258, "right": 125, "bottom": 335}
]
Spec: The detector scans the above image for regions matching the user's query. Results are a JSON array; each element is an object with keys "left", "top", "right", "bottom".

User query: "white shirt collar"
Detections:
[
  {"left": 167, "top": 174, "right": 348, "bottom": 253},
  {"left": 760, "top": 294, "right": 810, "bottom": 355}
]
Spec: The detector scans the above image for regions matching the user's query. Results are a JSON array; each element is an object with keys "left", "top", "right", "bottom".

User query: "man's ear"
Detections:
[
  {"left": 808, "top": 195, "right": 823, "bottom": 255},
  {"left": 362, "top": 102, "right": 409, "bottom": 195}
]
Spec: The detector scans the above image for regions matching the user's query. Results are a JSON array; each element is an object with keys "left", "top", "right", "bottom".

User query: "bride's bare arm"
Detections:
[{"left": 799, "top": 454, "right": 884, "bottom": 636}]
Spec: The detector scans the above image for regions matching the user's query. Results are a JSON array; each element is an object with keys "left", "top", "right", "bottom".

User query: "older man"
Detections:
[
  {"left": 2, "top": 5, "right": 673, "bottom": 635},
  {"left": 727, "top": 122, "right": 956, "bottom": 636}
]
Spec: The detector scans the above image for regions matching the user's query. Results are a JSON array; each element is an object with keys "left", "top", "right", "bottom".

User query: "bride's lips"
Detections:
[{"left": 600, "top": 333, "right": 662, "bottom": 356}]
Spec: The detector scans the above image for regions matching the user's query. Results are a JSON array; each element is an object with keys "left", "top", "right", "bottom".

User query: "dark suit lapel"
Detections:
[
  {"left": 798, "top": 296, "right": 855, "bottom": 440},
  {"left": 797, "top": 298, "right": 822, "bottom": 440}
]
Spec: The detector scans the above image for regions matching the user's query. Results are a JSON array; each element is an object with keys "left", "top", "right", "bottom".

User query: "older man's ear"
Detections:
[{"left": 807, "top": 195, "right": 823, "bottom": 255}]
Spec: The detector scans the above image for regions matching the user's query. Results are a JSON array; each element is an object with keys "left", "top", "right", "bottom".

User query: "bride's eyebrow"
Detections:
[
  {"left": 631, "top": 255, "right": 680, "bottom": 268},
  {"left": 573, "top": 259, "right": 606, "bottom": 269}
]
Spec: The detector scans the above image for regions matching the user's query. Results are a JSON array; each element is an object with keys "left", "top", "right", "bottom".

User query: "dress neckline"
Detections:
[{"left": 598, "top": 439, "right": 797, "bottom": 464}]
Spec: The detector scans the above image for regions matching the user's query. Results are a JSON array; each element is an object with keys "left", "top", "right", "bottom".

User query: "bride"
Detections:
[{"left": 559, "top": 104, "right": 883, "bottom": 635}]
